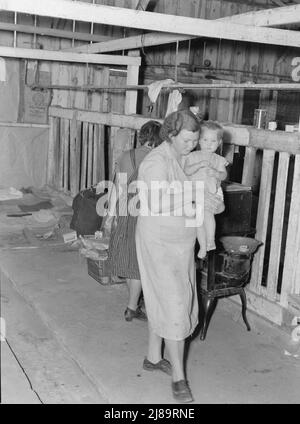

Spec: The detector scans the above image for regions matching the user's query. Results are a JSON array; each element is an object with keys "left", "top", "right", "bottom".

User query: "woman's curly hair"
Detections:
[
  {"left": 160, "top": 109, "right": 202, "bottom": 143},
  {"left": 139, "top": 120, "right": 163, "bottom": 147}
]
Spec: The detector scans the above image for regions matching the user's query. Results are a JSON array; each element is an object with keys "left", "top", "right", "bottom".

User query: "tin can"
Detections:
[
  {"left": 253, "top": 109, "right": 267, "bottom": 129},
  {"left": 268, "top": 121, "right": 277, "bottom": 131}
]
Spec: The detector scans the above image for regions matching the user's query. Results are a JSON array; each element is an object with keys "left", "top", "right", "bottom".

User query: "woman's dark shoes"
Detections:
[
  {"left": 124, "top": 307, "right": 147, "bottom": 322},
  {"left": 172, "top": 380, "right": 194, "bottom": 403},
  {"left": 143, "top": 358, "right": 172, "bottom": 376}
]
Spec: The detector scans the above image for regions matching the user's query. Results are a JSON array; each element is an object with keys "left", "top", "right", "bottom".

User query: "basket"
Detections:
[{"left": 86, "top": 257, "right": 125, "bottom": 286}]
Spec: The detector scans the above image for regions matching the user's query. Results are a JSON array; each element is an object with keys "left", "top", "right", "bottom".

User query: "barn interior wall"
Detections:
[
  {"left": 0, "top": 0, "right": 299, "bottom": 190},
  {"left": 138, "top": 0, "right": 300, "bottom": 125},
  {"left": 1, "top": 1, "right": 298, "bottom": 123},
  {"left": 0, "top": 2, "right": 129, "bottom": 188}
]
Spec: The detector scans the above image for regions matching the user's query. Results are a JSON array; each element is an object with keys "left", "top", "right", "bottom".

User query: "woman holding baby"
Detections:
[{"left": 136, "top": 109, "right": 226, "bottom": 403}]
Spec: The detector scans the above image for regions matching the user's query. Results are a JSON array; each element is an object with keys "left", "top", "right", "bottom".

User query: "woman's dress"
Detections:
[{"left": 136, "top": 141, "right": 199, "bottom": 340}]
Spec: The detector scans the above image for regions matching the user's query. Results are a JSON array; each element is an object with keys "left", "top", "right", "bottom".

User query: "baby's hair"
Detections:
[
  {"left": 200, "top": 120, "right": 224, "bottom": 142},
  {"left": 139, "top": 120, "right": 163, "bottom": 147},
  {"left": 160, "top": 109, "right": 201, "bottom": 143}
]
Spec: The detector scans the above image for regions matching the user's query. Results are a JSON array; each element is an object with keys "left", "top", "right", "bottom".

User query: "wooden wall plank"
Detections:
[
  {"left": 92, "top": 124, "right": 99, "bottom": 185},
  {"left": 266, "top": 152, "right": 290, "bottom": 301},
  {"left": 47, "top": 116, "right": 56, "bottom": 185},
  {"left": 75, "top": 121, "right": 82, "bottom": 193},
  {"left": 242, "top": 147, "right": 257, "bottom": 187},
  {"left": 63, "top": 118, "right": 70, "bottom": 190},
  {"left": 281, "top": 155, "right": 300, "bottom": 304},
  {"left": 109, "top": 126, "right": 119, "bottom": 180},
  {"left": 87, "top": 122, "right": 94, "bottom": 187},
  {"left": 53, "top": 118, "right": 60, "bottom": 189},
  {"left": 80, "top": 121, "right": 88, "bottom": 189},
  {"left": 58, "top": 117, "right": 65, "bottom": 190},
  {"left": 99, "top": 124, "right": 106, "bottom": 183},
  {"left": 249, "top": 149, "right": 275, "bottom": 295},
  {"left": 69, "top": 112, "right": 78, "bottom": 196}
]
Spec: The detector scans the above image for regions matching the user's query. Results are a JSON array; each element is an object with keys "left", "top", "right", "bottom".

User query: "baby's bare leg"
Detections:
[
  {"left": 204, "top": 210, "right": 216, "bottom": 251},
  {"left": 197, "top": 225, "right": 207, "bottom": 259}
]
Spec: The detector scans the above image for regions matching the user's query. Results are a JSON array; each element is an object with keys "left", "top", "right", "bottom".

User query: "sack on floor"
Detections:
[{"left": 70, "top": 186, "right": 107, "bottom": 236}]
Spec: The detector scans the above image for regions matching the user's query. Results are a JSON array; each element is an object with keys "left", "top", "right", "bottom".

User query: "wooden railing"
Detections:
[
  {"left": 48, "top": 105, "right": 300, "bottom": 326},
  {"left": 47, "top": 107, "right": 138, "bottom": 194}
]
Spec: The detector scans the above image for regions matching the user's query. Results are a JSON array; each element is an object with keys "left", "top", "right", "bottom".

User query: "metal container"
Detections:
[
  {"left": 253, "top": 109, "right": 267, "bottom": 129},
  {"left": 268, "top": 121, "right": 277, "bottom": 131}
]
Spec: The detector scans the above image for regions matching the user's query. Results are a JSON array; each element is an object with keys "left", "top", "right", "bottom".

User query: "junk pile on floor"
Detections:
[
  {"left": 0, "top": 184, "right": 123, "bottom": 285},
  {"left": 0, "top": 185, "right": 76, "bottom": 248}
]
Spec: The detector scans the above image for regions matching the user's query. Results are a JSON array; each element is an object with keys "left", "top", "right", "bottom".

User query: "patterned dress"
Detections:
[{"left": 108, "top": 147, "right": 150, "bottom": 280}]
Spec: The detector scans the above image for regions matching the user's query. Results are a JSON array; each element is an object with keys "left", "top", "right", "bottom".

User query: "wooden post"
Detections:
[
  {"left": 109, "top": 51, "right": 140, "bottom": 177},
  {"left": 98, "top": 67, "right": 109, "bottom": 183}
]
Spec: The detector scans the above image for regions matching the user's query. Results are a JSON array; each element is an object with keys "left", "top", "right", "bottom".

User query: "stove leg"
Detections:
[
  {"left": 240, "top": 289, "right": 251, "bottom": 331},
  {"left": 200, "top": 296, "right": 218, "bottom": 341}
]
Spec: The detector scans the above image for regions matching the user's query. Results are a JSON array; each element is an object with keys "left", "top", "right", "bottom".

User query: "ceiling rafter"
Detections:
[
  {"left": 0, "top": 22, "right": 111, "bottom": 43},
  {"left": 65, "top": 3, "right": 300, "bottom": 54},
  {"left": 0, "top": 45, "right": 141, "bottom": 65},
  {"left": 0, "top": 0, "right": 300, "bottom": 49}
]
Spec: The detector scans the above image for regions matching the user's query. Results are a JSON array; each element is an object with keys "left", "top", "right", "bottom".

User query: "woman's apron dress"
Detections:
[
  {"left": 108, "top": 149, "right": 147, "bottom": 280},
  {"left": 136, "top": 141, "right": 199, "bottom": 341}
]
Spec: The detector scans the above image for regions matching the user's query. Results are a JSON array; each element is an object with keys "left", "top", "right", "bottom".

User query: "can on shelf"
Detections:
[
  {"left": 268, "top": 121, "right": 277, "bottom": 131},
  {"left": 253, "top": 109, "right": 267, "bottom": 129}
]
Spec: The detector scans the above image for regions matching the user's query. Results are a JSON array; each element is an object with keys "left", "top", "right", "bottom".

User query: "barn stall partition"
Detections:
[{"left": 46, "top": 105, "right": 300, "bottom": 327}]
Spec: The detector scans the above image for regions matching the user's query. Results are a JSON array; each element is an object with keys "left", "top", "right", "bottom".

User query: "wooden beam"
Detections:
[
  {"left": 0, "top": 22, "right": 111, "bottom": 43},
  {"left": 0, "top": 46, "right": 141, "bottom": 66},
  {"left": 223, "top": 3, "right": 300, "bottom": 26},
  {"left": 65, "top": 4, "right": 300, "bottom": 54},
  {"left": 0, "top": 122, "right": 49, "bottom": 128},
  {"left": 31, "top": 82, "right": 300, "bottom": 91},
  {"left": 65, "top": 32, "right": 184, "bottom": 54},
  {"left": 1, "top": 0, "right": 300, "bottom": 48},
  {"left": 49, "top": 106, "right": 155, "bottom": 129},
  {"left": 48, "top": 106, "right": 300, "bottom": 155}
]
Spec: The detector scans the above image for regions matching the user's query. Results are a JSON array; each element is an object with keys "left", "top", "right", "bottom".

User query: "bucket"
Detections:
[{"left": 220, "top": 236, "right": 262, "bottom": 255}]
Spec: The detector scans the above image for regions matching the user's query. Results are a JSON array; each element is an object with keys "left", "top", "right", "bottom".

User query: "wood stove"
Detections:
[{"left": 198, "top": 182, "right": 262, "bottom": 340}]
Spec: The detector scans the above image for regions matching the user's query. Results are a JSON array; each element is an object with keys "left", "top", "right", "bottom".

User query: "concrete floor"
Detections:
[
  {"left": 1, "top": 341, "right": 41, "bottom": 404},
  {"left": 1, "top": 245, "right": 300, "bottom": 404}
]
